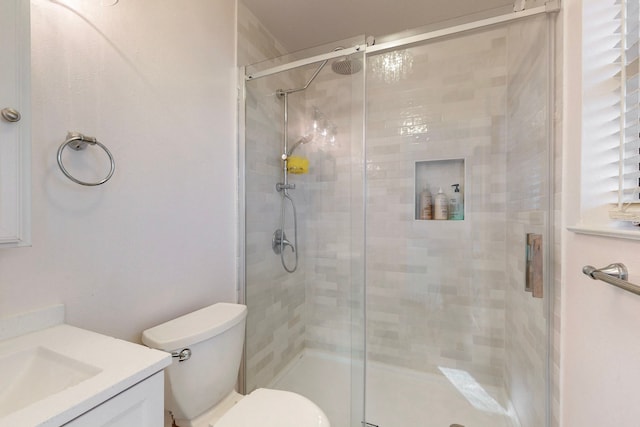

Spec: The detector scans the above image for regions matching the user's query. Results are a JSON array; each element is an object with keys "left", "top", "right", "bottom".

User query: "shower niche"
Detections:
[{"left": 414, "top": 158, "right": 465, "bottom": 221}]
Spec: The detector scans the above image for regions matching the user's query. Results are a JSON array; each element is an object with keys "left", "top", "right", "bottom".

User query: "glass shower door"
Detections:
[
  {"left": 363, "top": 15, "right": 551, "bottom": 427},
  {"left": 241, "top": 40, "right": 366, "bottom": 427}
]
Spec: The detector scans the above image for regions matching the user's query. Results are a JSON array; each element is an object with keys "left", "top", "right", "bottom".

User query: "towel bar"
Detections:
[{"left": 582, "top": 263, "right": 640, "bottom": 296}]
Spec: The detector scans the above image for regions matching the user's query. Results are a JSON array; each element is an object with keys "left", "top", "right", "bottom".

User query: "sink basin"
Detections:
[
  {"left": 0, "top": 346, "right": 102, "bottom": 417},
  {"left": 0, "top": 305, "right": 172, "bottom": 427}
]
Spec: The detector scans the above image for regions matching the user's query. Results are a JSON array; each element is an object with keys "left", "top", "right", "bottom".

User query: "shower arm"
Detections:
[{"left": 276, "top": 59, "right": 329, "bottom": 98}]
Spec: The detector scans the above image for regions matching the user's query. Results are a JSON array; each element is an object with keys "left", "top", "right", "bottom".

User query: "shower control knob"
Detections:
[
  {"left": 281, "top": 153, "right": 288, "bottom": 160},
  {"left": 1, "top": 107, "right": 21, "bottom": 122}
]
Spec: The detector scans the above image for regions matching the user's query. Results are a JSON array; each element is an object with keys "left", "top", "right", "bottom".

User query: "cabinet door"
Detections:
[
  {"left": 63, "top": 373, "right": 165, "bottom": 427},
  {"left": 0, "top": 0, "right": 30, "bottom": 247}
]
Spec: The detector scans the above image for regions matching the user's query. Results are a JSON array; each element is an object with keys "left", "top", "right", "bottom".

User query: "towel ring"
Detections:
[{"left": 57, "top": 132, "right": 115, "bottom": 186}]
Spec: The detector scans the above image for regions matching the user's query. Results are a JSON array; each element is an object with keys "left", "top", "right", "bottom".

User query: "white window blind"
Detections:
[{"left": 610, "top": 0, "right": 640, "bottom": 222}]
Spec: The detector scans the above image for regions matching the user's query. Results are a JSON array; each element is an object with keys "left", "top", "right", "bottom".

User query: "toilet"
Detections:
[{"left": 142, "top": 303, "right": 330, "bottom": 427}]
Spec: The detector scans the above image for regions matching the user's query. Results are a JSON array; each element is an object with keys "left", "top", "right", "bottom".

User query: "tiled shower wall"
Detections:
[
  {"left": 302, "top": 23, "right": 552, "bottom": 408},
  {"left": 362, "top": 28, "right": 509, "bottom": 386},
  {"left": 239, "top": 3, "right": 310, "bottom": 391},
  {"left": 302, "top": 57, "right": 365, "bottom": 357}
]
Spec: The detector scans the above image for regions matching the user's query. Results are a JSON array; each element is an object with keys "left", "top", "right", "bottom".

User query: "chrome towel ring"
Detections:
[{"left": 57, "top": 132, "right": 115, "bottom": 186}]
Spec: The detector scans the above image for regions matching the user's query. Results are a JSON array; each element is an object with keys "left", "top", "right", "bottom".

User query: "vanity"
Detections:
[{"left": 0, "top": 306, "right": 171, "bottom": 426}]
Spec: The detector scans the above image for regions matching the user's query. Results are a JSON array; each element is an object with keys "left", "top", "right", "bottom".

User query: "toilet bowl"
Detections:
[{"left": 142, "top": 303, "right": 330, "bottom": 427}]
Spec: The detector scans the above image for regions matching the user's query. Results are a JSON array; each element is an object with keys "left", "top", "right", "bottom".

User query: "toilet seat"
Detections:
[{"left": 211, "top": 388, "right": 330, "bottom": 427}]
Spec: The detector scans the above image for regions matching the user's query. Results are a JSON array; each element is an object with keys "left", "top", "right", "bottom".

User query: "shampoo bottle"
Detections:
[
  {"left": 449, "top": 184, "right": 464, "bottom": 220},
  {"left": 434, "top": 187, "right": 448, "bottom": 220},
  {"left": 419, "top": 185, "right": 432, "bottom": 220}
]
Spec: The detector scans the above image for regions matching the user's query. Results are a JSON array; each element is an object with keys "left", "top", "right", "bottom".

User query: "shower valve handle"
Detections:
[
  {"left": 281, "top": 237, "right": 295, "bottom": 252},
  {"left": 272, "top": 229, "right": 295, "bottom": 254}
]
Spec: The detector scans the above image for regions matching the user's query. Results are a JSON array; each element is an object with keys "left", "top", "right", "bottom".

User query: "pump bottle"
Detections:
[{"left": 449, "top": 184, "right": 464, "bottom": 220}]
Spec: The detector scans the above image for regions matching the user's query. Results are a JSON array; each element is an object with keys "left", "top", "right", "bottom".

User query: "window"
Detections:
[
  {"left": 572, "top": 0, "right": 640, "bottom": 238},
  {"left": 609, "top": 0, "right": 640, "bottom": 222}
]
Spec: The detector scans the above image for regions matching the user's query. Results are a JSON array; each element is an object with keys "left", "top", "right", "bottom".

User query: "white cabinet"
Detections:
[
  {"left": 63, "top": 372, "right": 165, "bottom": 427},
  {"left": 0, "top": 0, "right": 31, "bottom": 248}
]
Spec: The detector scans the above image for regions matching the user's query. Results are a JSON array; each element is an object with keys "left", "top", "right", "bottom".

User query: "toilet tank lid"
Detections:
[{"left": 141, "top": 303, "right": 247, "bottom": 351}]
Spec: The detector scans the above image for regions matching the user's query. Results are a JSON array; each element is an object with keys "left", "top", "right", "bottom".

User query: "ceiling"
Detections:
[{"left": 242, "top": 0, "right": 515, "bottom": 53}]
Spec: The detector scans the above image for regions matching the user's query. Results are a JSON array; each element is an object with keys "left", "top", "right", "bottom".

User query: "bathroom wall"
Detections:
[
  {"left": 0, "top": 0, "right": 237, "bottom": 342},
  {"left": 505, "top": 15, "right": 550, "bottom": 427},
  {"left": 562, "top": 0, "right": 640, "bottom": 425}
]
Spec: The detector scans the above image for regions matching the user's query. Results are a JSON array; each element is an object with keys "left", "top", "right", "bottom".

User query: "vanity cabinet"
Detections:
[
  {"left": 0, "top": 0, "right": 31, "bottom": 248},
  {"left": 63, "top": 372, "right": 165, "bottom": 427}
]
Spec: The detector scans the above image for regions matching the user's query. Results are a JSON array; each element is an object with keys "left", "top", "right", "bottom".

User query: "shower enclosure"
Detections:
[{"left": 240, "top": 8, "right": 554, "bottom": 427}]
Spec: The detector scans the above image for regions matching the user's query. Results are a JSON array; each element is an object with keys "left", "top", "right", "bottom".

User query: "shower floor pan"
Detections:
[{"left": 271, "top": 350, "right": 520, "bottom": 427}]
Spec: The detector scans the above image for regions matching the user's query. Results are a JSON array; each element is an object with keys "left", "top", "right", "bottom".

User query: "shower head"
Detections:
[
  {"left": 331, "top": 56, "right": 363, "bottom": 75},
  {"left": 287, "top": 135, "right": 313, "bottom": 156}
]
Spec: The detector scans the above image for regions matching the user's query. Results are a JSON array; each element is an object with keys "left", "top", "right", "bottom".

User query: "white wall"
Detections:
[
  {"left": 0, "top": 0, "right": 237, "bottom": 343},
  {"left": 562, "top": 0, "right": 640, "bottom": 425}
]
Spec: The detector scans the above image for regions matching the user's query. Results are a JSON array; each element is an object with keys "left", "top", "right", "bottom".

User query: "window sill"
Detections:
[{"left": 567, "top": 225, "right": 640, "bottom": 241}]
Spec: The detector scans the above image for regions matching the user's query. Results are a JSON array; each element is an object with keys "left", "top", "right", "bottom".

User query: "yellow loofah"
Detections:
[{"left": 287, "top": 156, "right": 309, "bottom": 174}]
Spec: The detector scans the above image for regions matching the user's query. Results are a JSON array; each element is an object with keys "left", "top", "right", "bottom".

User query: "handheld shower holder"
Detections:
[{"left": 276, "top": 183, "right": 295, "bottom": 192}]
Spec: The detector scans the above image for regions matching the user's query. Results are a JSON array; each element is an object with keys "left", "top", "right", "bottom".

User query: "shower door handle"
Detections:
[{"left": 525, "top": 233, "right": 543, "bottom": 298}]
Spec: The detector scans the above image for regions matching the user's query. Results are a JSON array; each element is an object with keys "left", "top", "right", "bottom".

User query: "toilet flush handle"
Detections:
[{"left": 172, "top": 348, "right": 192, "bottom": 362}]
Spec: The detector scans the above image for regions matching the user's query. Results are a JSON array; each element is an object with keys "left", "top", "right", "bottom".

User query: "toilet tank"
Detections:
[{"left": 141, "top": 303, "right": 247, "bottom": 421}]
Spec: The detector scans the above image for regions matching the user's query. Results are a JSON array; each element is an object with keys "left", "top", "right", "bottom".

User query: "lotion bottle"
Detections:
[
  {"left": 434, "top": 187, "right": 448, "bottom": 220},
  {"left": 419, "top": 185, "right": 432, "bottom": 220},
  {"left": 449, "top": 184, "right": 464, "bottom": 220}
]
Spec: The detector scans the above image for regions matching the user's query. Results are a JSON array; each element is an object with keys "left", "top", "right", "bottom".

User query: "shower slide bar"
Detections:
[
  {"left": 582, "top": 263, "right": 640, "bottom": 296},
  {"left": 244, "top": 1, "right": 560, "bottom": 81}
]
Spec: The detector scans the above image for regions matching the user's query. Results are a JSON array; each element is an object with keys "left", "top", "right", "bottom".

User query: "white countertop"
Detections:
[{"left": 0, "top": 307, "right": 171, "bottom": 427}]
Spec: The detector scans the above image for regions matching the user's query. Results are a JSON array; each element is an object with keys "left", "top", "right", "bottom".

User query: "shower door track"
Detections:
[
  {"left": 243, "top": 1, "right": 559, "bottom": 82},
  {"left": 367, "top": 1, "right": 559, "bottom": 54}
]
